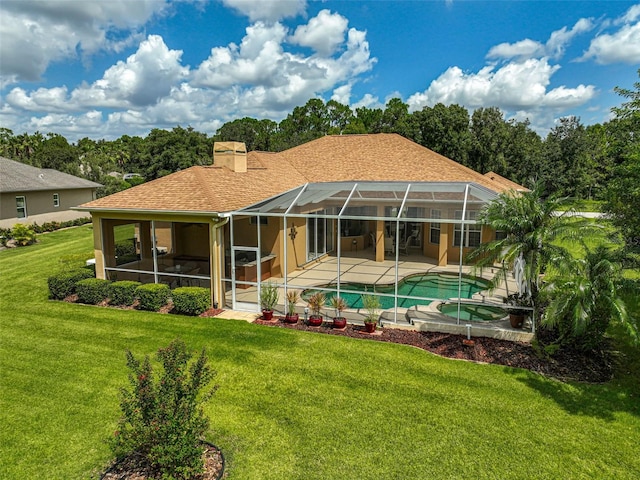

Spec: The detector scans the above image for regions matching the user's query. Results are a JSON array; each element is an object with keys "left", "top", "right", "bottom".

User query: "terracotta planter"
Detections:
[
  {"left": 332, "top": 317, "right": 347, "bottom": 329},
  {"left": 364, "top": 321, "right": 376, "bottom": 333},
  {"left": 262, "top": 309, "right": 274, "bottom": 321},
  {"left": 509, "top": 313, "right": 525, "bottom": 328},
  {"left": 284, "top": 313, "right": 299, "bottom": 324},
  {"left": 308, "top": 315, "right": 323, "bottom": 327}
]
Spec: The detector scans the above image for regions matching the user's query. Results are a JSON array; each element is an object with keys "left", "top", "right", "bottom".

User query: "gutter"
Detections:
[{"left": 71, "top": 206, "right": 224, "bottom": 217}]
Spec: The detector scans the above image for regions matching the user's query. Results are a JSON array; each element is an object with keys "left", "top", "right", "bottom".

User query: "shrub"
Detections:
[
  {"left": 115, "top": 240, "right": 136, "bottom": 258},
  {"left": 76, "top": 278, "right": 111, "bottom": 304},
  {"left": 11, "top": 223, "right": 37, "bottom": 246},
  {"left": 48, "top": 268, "right": 95, "bottom": 300},
  {"left": 110, "top": 281, "right": 142, "bottom": 306},
  {"left": 0, "top": 227, "right": 11, "bottom": 246},
  {"left": 172, "top": 287, "right": 211, "bottom": 316},
  {"left": 136, "top": 283, "right": 170, "bottom": 311},
  {"left": 110, "top": 339, "right": 217, "bottom": 480}
]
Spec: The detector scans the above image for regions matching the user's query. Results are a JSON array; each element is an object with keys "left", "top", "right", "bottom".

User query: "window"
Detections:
[
  {"left": 249, "top": 216, "right": 268, "bottom": 226},
  {"left": 495, "top": 230, "right": 507, "bottom": 241},
  {"left": 453, "top": 210, "right": 481, "bottom": 247},
  {"left": 16, "top": 196, "right": 26, "bottom": 218},
  {"left": 53, "top": 193, "right": 60, "bottom": 207},
  {"left": 430, "top": 209, "right": 441, "bottom": 245}
]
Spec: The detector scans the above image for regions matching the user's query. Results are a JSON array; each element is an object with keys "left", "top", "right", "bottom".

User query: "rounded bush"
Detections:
[
  {"left": 76, "top": 278, "right": 111, "bottom": 305},
  {"left": 136, "top": 283, "right": 170, "bottom": 311},
  {"left": 172, "top": 287, "right": 211, "bottom": 316},
  {"left": 48, "top": 268, "right": 95, "bottom": 300},
  {"left": 110, "top": 280, "right": 142, "bottom": 306}
]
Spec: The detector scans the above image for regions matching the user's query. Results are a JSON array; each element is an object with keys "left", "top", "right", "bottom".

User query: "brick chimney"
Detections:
[{"left": 213, "top": 141, "right": 247, "bottom": 172}]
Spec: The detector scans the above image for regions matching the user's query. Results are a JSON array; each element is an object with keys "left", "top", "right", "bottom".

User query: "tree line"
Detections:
[{"left": 1, "top": 71, "right": 638, "bottom": 249}]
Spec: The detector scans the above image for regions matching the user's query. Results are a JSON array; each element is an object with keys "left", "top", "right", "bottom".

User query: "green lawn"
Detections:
[{"left": 1, "top": 226, "right": 639, "bottom": 479}]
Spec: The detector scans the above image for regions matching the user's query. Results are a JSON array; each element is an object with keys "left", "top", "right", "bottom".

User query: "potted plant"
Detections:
[
  {"left": 330, "top": 295, "right": 348, "bottom": 329},
  {"left": 284, "top": 290, "right": 300, "bottom": 324},
  {"left": 307, "top": 291, "right": 326, "bottom": 327},
  {"left": 260, "top": 282, "right": 278, "bottom": 321},
  {"left": 504, "top": 293, "right": 530, "bottom": 328},
  {"left": 361, "top": 293, "right": 380, "bottom": 333}
]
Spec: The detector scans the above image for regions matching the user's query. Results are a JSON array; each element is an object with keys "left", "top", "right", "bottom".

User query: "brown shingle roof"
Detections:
[
  {"left": 484, "top": 171, "right": 529, "bottom": 192},
  {"left": 79, "top": 134, "right": 522, "bottom": 214},
  {"left": 1, "top": 156, "right": 101, "bottom": 192}
]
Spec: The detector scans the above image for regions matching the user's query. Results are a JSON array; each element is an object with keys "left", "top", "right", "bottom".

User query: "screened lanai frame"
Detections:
[{"left": 226, "top": 181, "right": 500, "bottom": 324}]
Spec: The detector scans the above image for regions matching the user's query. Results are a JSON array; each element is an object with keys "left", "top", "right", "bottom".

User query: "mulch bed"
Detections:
[
  {"left": 254, "top": 318, "right": 614, "bottom": 383},
  {"left": 101, "top": 443, "right": 224, "bottom": 480},
  {"left": 62, "top": 296, "right": 611, "bottom": 383}
]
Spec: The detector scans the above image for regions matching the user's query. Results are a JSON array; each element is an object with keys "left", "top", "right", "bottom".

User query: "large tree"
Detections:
[
  {"left": 542, "top": 116, "right": 595, "bottom": 198},
  {"left": 33, "top": 134, "right": 79, "bottom": 175},
  {"left": 409, "top": 103, "right": 471, "bottom": 166},
  {"left": 469, "top": 107, "right": 510, "bottom": 175},
  {"left": 602, "top": 70, "right": 640, "bottom": 252},
  {"left": 214, "top": 117, "right": 277, "bottom": 152}
]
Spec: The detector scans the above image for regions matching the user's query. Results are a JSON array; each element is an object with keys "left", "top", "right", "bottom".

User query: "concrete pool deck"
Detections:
[{"left": 224, "top": 251, "right": 535, "bottom": 342}]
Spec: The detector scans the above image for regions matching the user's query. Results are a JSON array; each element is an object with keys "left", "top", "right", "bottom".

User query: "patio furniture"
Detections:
[
  {"left": 384, "top": 237, "right": 394, "bottom": 255},
  {"left": 398, "top": 238, "right": 410, "bottom": 255}
]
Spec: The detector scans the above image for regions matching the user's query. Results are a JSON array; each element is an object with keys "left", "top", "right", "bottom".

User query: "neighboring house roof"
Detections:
[
  {"left": 79, "top": 133, "right": 525, "bottom": 214},
  {"left": 483, "top": 171, "right": 529, "bottom": 192},
  {"left": 0, "top": 156, "right": 102, "bottom": 193}
]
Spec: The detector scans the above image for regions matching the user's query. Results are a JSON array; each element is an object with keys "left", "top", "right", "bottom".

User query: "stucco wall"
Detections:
[{"left": 0, "top": 188, "right": 95, "bottom": 227}]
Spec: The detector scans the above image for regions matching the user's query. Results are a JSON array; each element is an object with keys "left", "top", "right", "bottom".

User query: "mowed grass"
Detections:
[{"left": 1, "top": 226, "right": 639, "bottom": 479}]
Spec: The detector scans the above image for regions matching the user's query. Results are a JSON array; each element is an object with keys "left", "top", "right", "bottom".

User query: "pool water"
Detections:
[
  {"left": 438, "top": 303, "right": 507, "bottom": 322},
  {"left": 302, "top": 272, "right": 489, "bottom": 309}
]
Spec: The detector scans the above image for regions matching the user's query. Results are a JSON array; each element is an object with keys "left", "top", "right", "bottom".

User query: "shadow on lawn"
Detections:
[{"left": 512, "top": 369, "right": 640, "bottom": 421}]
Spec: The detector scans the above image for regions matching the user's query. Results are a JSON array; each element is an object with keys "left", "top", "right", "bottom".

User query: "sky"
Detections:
[{"left": 0, "top": 0, "right": 639, "bottom": 142}]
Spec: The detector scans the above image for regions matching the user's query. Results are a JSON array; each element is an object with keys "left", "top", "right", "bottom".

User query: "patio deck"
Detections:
[{"left": 226, "top": 250, "right": 534, "bottom": 342}]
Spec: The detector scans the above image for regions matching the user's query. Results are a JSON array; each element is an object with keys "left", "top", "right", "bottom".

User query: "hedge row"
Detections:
[
  {"left": 47, "top": 271, "right": 210, "bottom": 314},
  {"left": 0, "top": 217, "right": 92, "bottom": 246},
  {"left": 48, "top": 268, "right": 95, "bottom": 300}
]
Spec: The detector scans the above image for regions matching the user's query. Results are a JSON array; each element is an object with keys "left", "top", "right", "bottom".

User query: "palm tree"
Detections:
[
  {"left": 467, "top": 182, "right": 602, "bottom": 324},
  {"left": 542, "top": 245, "right": 635, "bottom": 351}
]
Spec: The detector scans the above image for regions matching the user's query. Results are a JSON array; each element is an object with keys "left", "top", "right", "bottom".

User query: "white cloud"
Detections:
[
  {"left": 290, "top": 9, "right": 348, "bottom": 56},
  {"left": 192, "top": 22, "right": 375, "bottom": 113},
  {"left": 487, "top": 39, "right": 545, "bottom": 61},
  {"left": 221, "top": 0, "right": 306, "bottom": 23},
  {"left": 353, "top": 93, "right": 382, "bottom": 110},
  {"left": 0, "top": 0, "right": 170, "bottom": 85},
  {"left": 73, "top": 35, "right": 188, "bottom": 107},
  {"left": 6, "top": 86, "right": 71, "bottom": 113},
  {"left": 331, "top": 84, "right": 352, "bottom": 105},
  {"left": 407, "top": 58, "right": 595, "bottom": 112},
  {"left": 620, "top": 4, "right": 640, "bottom": 23},
  {"left": 545, "top": 18, "right": 593, "bottom": 59},
  {"left": 580, "top": 5, "right": 640, "bottom": 64},
  {"left": 5, "top": 35, "right": 188, "bottom": 112},
  {"left": 487, "top": 18, "right": 593, "bottom": 61}
]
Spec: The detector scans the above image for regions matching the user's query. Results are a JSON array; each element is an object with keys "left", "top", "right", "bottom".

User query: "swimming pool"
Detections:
[
  {"left": 438, "top": 303, "right": 507, "bottom": 322},
  {"left": 302, "top": 272, "right": 490, "bottom": 309}
]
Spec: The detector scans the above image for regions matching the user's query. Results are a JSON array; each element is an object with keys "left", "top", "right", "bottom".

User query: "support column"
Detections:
[
  {"left": 93, "top": 217, "right": 106, "bottom": 279},
  {"left": 375, "top": 220, "right": 385, "bottom": 262},
  {"left": 139, "top": 221, "right": 153, "bottom": 259},
  {"left": 210, "top": 218, "right": 229, "bottom": 309},
  {"left": 438, "top": 226, "right": 449, "bottom": 266}
]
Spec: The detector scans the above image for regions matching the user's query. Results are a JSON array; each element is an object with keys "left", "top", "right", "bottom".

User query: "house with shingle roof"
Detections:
[
  {"left": 0, "top": 156, "right": 101, "bottom": 228},
  {"left": 77, "top": 134, "right": 522, "bottom": 313}
]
